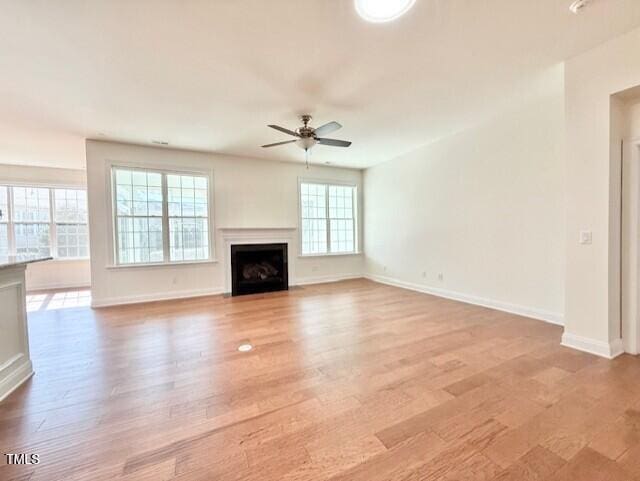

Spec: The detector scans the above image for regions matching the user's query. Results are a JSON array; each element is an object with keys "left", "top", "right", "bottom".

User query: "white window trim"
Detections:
[
  {"left": 106, "top": 161, "right": 216, "bottom": 268},
  {"left": 0, "top": 183, "right": 89, "bottom": 260},
  {"left": 297, "top": 177, "right": 360, "bottom": 257}
]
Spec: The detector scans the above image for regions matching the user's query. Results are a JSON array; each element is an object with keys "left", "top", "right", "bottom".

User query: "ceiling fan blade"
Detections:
[
  {"left": 314, "top": 121, "right": 342, "bottom": 137},
  {"left": 262, "top": 140, "right": 297, "bottom": 148},
  {"left": 268, "top": 125, "right": 300, "bottom": 137},
  {"left": 317, "top": 138, "right": 352, "bottom": 148}
]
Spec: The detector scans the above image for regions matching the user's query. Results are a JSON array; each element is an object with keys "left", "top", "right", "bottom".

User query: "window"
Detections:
[
  {"left": 168, "top": 174, "right": 209, "bottom": 262},
  {"left": 0, "top": 185, "right": 89, "bottom": 259},
  {"left": 328, "top": 185, "right": 356, "bottom": 253},
  {"left": 112, "top": 167, "right": 211, "bottom": 265},
  {"left": 300, "top": 181, "right": 357, "bottom": 255},
  {"left": 54, "top": 189, "right": 89, "bottom": 258},
  {"left": 114, "top": 169, "right": 164, "bottom": 264}
]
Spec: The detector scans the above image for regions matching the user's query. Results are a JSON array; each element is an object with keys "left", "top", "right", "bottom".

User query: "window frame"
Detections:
[
  {"left": 109, "top": 164, "right": 215, "bottom": 268},
  {"left": 298, "top": 178, "right": 359, "bottom": 257},
  {"left": 0, "top": 182, "right": 89, "bottom": 260}
]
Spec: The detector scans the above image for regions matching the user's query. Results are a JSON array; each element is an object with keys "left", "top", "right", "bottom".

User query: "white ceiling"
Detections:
[{"left": 1, "top": 0, "right": 640, "bottom": 170}]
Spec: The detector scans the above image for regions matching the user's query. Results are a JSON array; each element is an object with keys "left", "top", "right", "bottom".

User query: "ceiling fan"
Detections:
[{"left": 262, "top": 115, "right": 352, "bottom": 154}]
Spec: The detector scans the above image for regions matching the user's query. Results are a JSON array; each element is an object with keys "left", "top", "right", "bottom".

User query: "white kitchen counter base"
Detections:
[{"left": 0, "top": 256, "right": 51, "bottom": 402}]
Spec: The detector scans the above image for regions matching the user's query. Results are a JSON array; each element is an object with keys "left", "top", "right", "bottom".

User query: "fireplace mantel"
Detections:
[{"left": 220, "top": 227, "right": 295, "bottom": 239}]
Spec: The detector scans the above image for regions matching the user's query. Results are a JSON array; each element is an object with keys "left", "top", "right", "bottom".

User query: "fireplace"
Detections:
[{"left": 230, "top": 243, "right": 288, "bottom": 296}]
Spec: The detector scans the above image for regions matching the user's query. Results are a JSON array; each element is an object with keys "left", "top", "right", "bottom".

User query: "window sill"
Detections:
[
  {"left": 298, "top": 252, "right": 362, "bottom": 258},
  {"left": 106, "top": 259, "right": 218, "bottom": 269}
]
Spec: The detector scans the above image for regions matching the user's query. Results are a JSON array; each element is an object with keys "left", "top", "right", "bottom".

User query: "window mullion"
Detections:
[{"left": 161, "top": 173, "right": 170, "bottom": 262}]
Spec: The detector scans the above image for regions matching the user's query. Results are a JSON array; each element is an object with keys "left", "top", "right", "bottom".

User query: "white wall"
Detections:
[
  {"left": 626, "top": 99, "right": 640, "bottom": 135},
  {"left": 363, "top": 72, "right": 566, "bottom": 324},
  {"left": 86, "top": 140, "right": 363, "bottom": 306},
  {"left": 0, "top": 163, "right": 91, "bottom": 291},
  {"left": 563, "top": 25, "right": 640, "bottom": 358}
]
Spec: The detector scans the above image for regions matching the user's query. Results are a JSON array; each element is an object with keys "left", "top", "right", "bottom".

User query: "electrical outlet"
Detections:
[
  {"left": 438, "top": 273, "right": 444, "bottom": 282},
  {"left": 383, "top": 266, "right": 387, "bottom": 273},
  {"left": 422, "top": 271, "right": 427, "bottom": 278},
  {"left": 579, "top": 231, "right": 592, "bottom": 245}
]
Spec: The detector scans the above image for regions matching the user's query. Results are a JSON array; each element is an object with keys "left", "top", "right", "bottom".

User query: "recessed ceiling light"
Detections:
[
  {"left": 569, "top": 0, "right": 590, "bottom": 13},
  {"left": 355, "top": 0, "right": 416, "bottom": 23},
  {"left": 238, "top": 343, "right": 253, "bottom": 352}
]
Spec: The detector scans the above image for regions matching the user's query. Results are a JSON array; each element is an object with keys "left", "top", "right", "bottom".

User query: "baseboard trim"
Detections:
[
  {"left": 91, "top": 287, "right": 225, "bottom": 308},
  {"left": 364, "top": 273, "right": 564, "bottom": 326},
  {"left": 0, "top": 358, "right": 34, "bottom": 403},
  {"left": 92, "top": 275, "right": 364, "bottom": 308},
  {"left": 293, "top": 274, "right": 363, "bottom": 286},
  {"left": 561, "top": 332, "right": 624, "bottom": 359}
]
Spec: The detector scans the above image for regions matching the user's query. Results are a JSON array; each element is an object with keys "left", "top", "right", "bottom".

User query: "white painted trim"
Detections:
[
  {"left": 105, "top": 259, "right": 218, "bottom": 270},
  {"left": 365, "top": 273, "right": 564, "bottom": 326},
  {"left": 621, "top": 139, "right": 640, "bottom": 355},
  {"left": 91, "top": 276, "right": 365, "bottom": 307},
  {"left": 561, "top": 332, "right": 624, "bottom": 359},
  {"left": 219, "top": 227, "right": 296, "bottom": 231},
  {"left": 299, "top": 252, "right": 363, "bottom": 258},
  {"left": 27, "top": 282, "right": 91, "bottom": 292},
  {"left": 0, "top": 358, "right": 33, "bottom": 402},
  {"left": 294, "top": 274, "right": 362, "bottom": 286},
  {"left": 0, "top": 352, "right": 24, "bottom": 374},
  {"left": 91, "top": 287, "right": 224, "bottom": 308}
]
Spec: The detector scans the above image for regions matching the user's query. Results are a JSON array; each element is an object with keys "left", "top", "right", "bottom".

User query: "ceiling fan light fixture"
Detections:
[
  {"left": 355, "top": 0, "right": 416, "bottom": 23},
  {"left": 296, "top": 137, "right": 317, "bottom": 151}
]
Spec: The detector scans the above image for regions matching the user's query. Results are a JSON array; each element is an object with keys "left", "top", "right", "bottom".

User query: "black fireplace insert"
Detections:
[{"left": 230, "top": 243, "right": 288, "bottom": 296}]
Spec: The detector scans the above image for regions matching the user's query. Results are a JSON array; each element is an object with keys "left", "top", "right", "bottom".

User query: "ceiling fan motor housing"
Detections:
[{"left": 298, "top": 114, "right": 315, "bottom": 137}]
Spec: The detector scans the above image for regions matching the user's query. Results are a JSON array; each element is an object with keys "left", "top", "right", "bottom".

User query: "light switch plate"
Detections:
[{"left": 579, "top": 231, "right": 592, "bottom": 245}]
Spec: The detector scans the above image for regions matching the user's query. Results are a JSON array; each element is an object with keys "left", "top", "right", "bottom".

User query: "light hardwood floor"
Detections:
[{"left": 2, "top": 279, "right": 640, "bottom": 480}]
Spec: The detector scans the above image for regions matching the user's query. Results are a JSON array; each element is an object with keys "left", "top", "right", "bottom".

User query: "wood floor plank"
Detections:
[
  {"left": 490, "top": 445, "right": 566, "bottom": 481},
  {"left": 547, "top": 447, "right": 634, "bottom": 481},
  {"left": 1, "top": 279, "right": 639, "bottom": 480}
]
